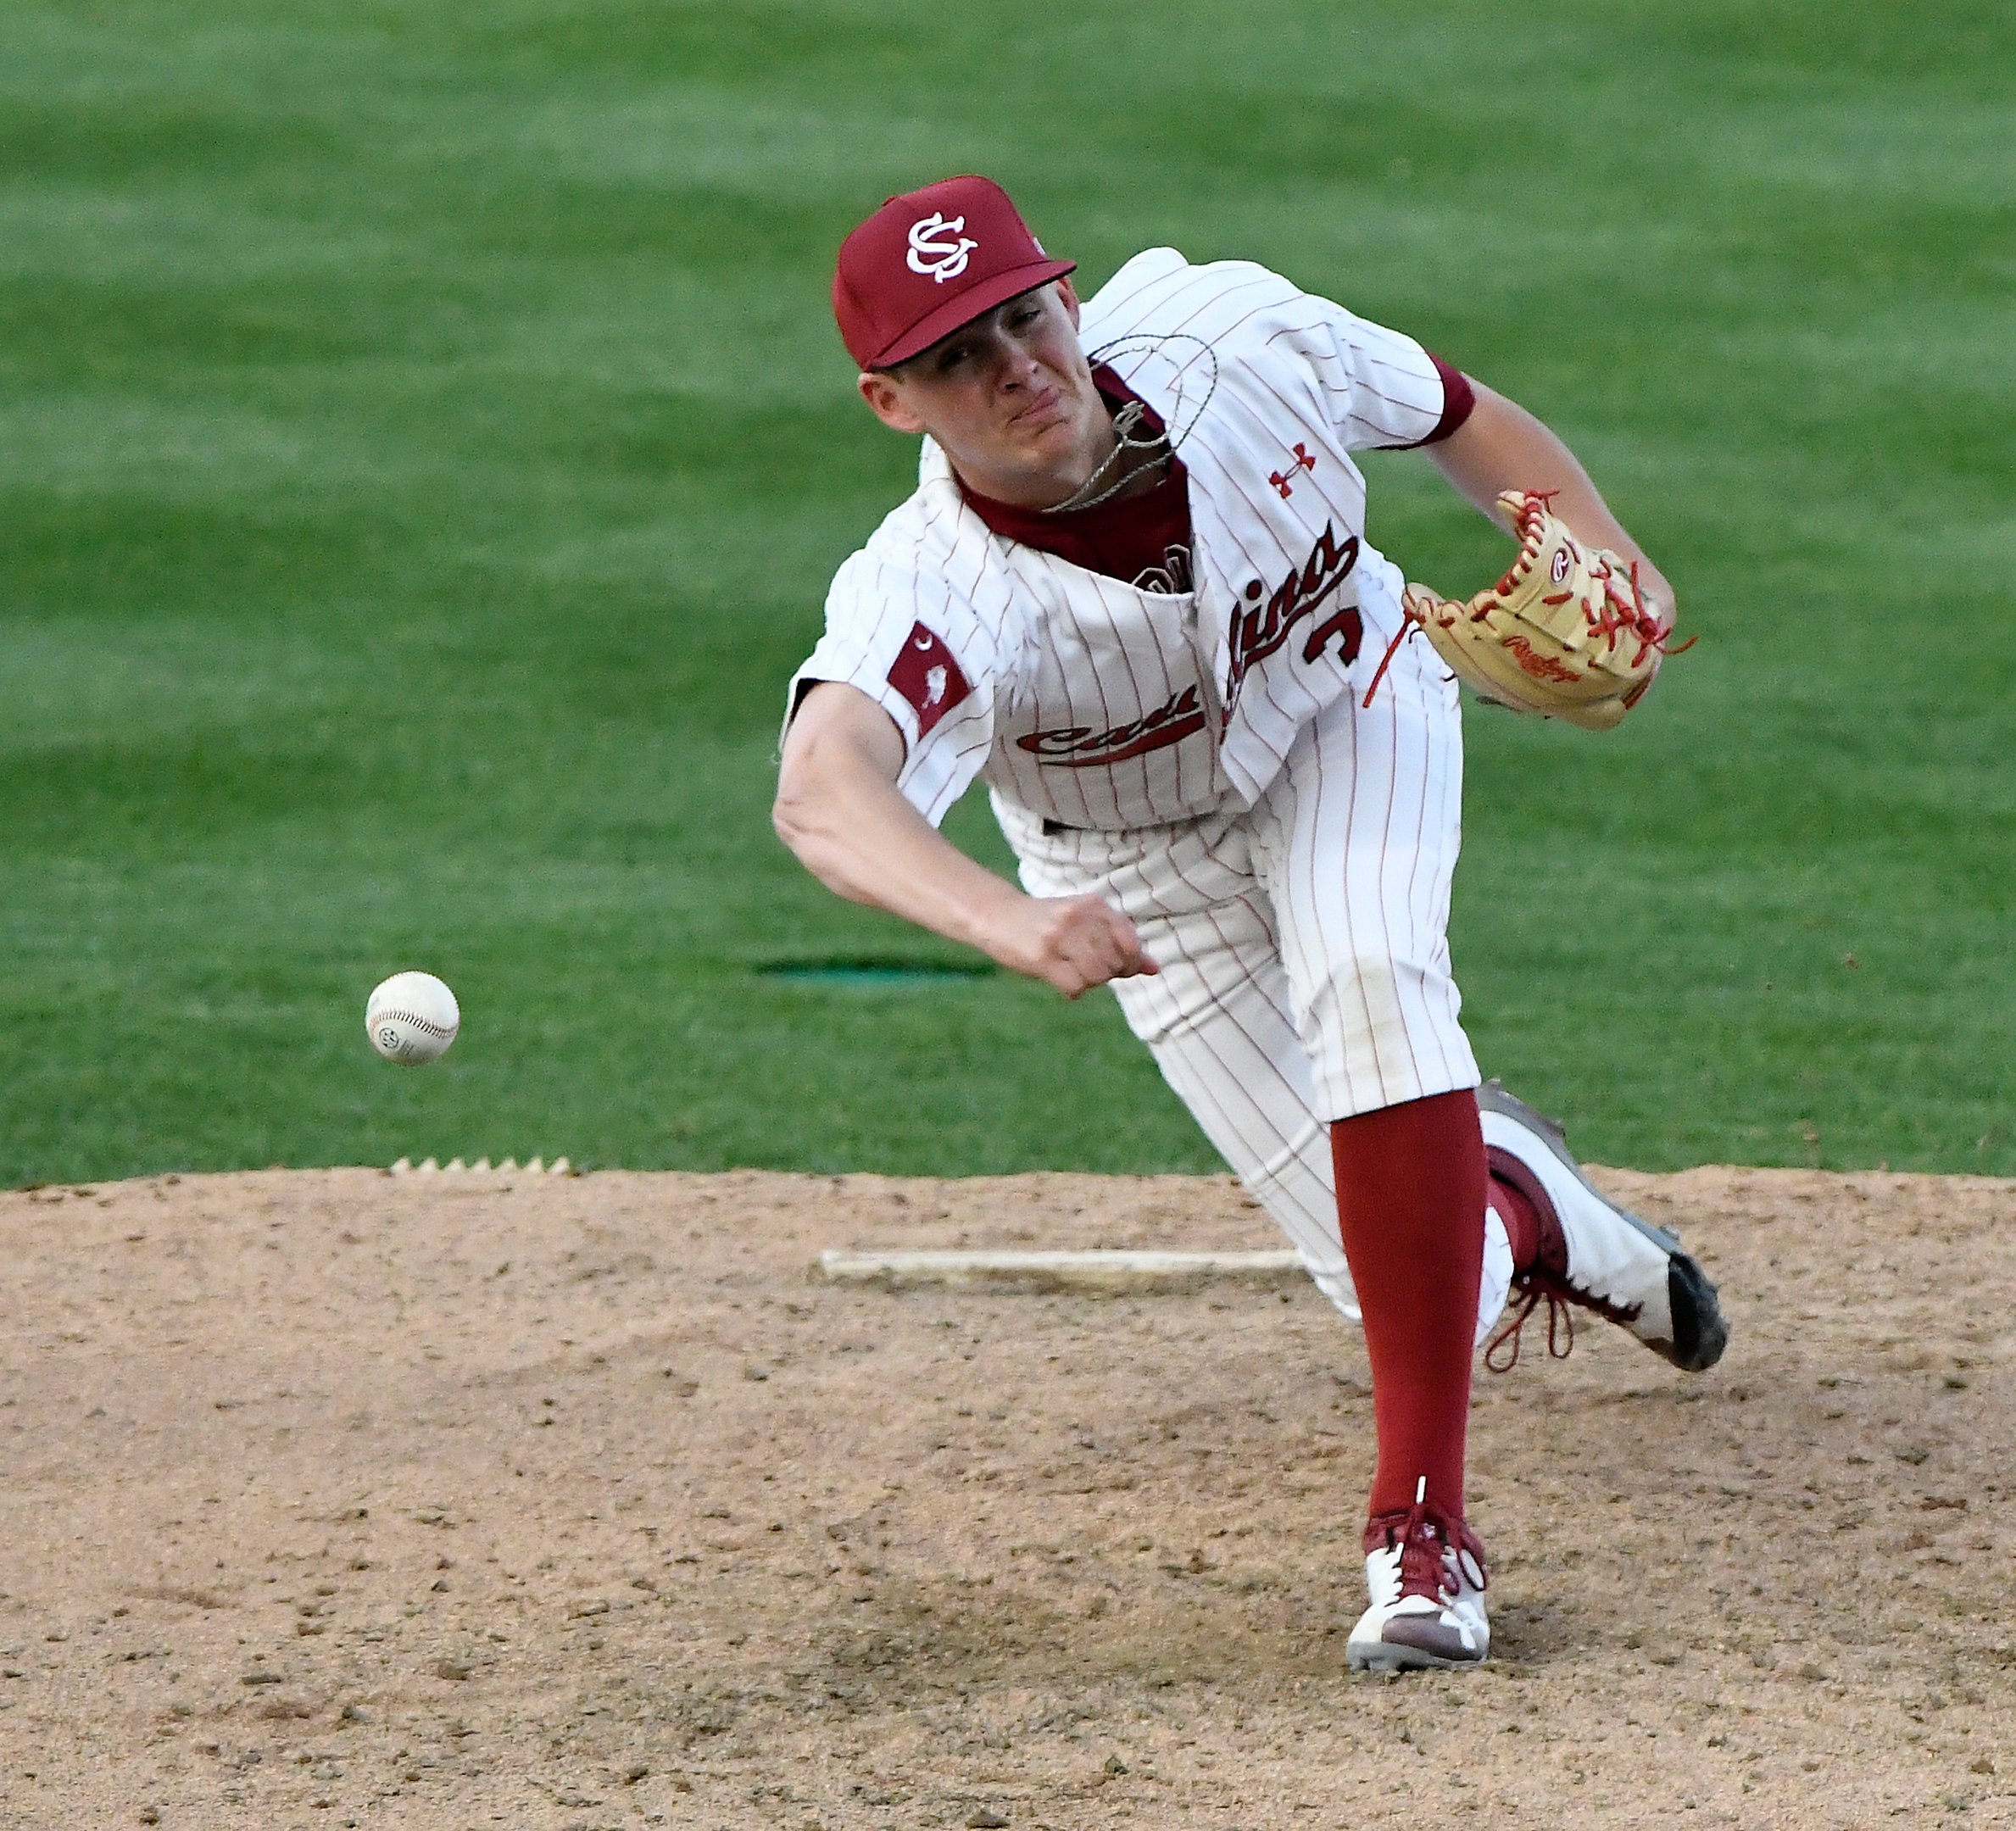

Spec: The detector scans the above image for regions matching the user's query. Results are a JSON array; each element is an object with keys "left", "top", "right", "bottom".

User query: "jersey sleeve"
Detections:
[
  {"left": 787, "top": 524, "right": 1013, "bottom": 828},
  {"left": 1284, "top": 300, "right": 1472, "bottom": 453},
  {"left": 1083, "top": 249, "right": 1474, "bottom": 455}
]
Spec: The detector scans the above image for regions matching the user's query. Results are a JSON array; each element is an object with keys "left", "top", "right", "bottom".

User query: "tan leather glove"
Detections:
[{"left": 1371, "top": 490, "right": 1685, "bottom": 731}]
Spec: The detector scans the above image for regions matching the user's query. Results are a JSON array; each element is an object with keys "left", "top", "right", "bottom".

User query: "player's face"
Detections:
[{"left": 857, "top": 281, "right": 1110, "bottom": 509}]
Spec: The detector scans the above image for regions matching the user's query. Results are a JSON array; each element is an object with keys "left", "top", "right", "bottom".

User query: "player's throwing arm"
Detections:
[{"left": 773, "top": 680, "right": 1156, "bottom": 999}]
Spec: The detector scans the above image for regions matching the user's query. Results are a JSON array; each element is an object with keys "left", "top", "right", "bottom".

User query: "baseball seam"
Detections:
[{"left": 374, "top": 1010, "right": 455, "bottom": 1037}]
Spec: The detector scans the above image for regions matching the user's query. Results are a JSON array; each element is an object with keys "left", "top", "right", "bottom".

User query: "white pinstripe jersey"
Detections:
[{"left": 792, "top": 248, "right": 1452, "bottom": 832}]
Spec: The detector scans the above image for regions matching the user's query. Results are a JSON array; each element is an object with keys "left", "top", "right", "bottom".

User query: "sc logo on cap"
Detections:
[{"left": 906, "top": 212, "right": 978, "bottom": 282}]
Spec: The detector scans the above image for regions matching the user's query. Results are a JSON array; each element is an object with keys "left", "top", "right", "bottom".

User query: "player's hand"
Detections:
[{"left": 982, "top": 893, "right": 1159, "bottom": 999}]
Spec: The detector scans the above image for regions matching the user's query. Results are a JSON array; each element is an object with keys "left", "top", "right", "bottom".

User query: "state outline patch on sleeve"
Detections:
[{"left": 886, "top": 621, "right": 972, "bottom": 738}]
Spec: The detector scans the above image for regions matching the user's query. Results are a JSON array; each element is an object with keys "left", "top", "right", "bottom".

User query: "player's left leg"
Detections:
[
  {"left": 1250, "top": 633, "right": 1726, "bottom": 1668},
  {"left": 1329, "top": 1088, "right": 1494, "bottom": 1668},
  {"left": 1247, "top": 630, "right": 1494, "bottom": 1668}
]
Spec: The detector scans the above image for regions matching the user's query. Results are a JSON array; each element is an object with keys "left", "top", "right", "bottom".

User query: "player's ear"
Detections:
[
  {"left": 1057, "top": 275, "right": 1082, "bottom": 328},
  {"left": 858, "top": 370, "right": 927, "bottom": 435}
]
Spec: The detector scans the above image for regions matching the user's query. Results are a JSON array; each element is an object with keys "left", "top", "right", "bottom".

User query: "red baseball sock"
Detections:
[
  {"left": 1487, "top": 1160, "right": 1542, "bottom": 1272},
  {"left": 1329, "top": 1089, "right": 1488, "bottom": 1529}
]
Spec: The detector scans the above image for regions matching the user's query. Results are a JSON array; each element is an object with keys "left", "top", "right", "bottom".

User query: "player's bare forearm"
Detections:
[
  {"left": 772, "top": 682, "right": 1156, "bottom": 999},
  {"left": 1427, "top": 382, "right": 1675, "bottom": 625}
]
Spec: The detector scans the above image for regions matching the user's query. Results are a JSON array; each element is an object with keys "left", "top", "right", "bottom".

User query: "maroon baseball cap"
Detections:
[{"left": 833, "top": 175, "right": 1076, "bottom": 370}]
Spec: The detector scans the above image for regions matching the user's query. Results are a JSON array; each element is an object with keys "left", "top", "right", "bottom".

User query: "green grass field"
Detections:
[{"left": 2, "top": 0, "right": 2010, "bottom": 1185}]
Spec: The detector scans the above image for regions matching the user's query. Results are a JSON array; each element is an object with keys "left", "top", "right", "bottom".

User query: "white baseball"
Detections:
[{"left": 365, "top": 971, "right": 460, "bottom": 1065}]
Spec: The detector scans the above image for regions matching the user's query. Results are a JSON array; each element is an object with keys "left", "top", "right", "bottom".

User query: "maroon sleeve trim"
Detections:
[
  {"left": 1414, "top": 353, "right": 1475, "bottom": 447},
  {"left": 1372, "top": 353, "right": 1477, "bottom": 449}
]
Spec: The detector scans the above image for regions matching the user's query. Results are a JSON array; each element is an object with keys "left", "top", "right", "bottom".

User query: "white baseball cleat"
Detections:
[
  {"left": 1479, "top": 1080, "right": 1729, "bottom": 1372},
  {"left": 1345, "top": 1483, "right": 1490, "bottom": 1673}
]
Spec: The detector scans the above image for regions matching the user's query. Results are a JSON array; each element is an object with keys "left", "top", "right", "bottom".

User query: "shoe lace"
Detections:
[
  {"left": 1374, "top": 1484, "right": 1489, "bottom": 1601},
  {"left": 1481, "top": 1155, "right": 1646, "bottom": 1374},
  {"left": 1484, "top": 1267, "right": 1646, "bottom": 1372},
  {"left": 1484, "top": 1281, "right": 1576, "bottom": 1372}
]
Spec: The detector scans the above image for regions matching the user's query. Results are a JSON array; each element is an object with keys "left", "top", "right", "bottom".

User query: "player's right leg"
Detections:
[
  {"left": 997, "top": 799, "right": 1363, "bottom": 1316},
  {"left": 1479, "top": 1081, "right": 1728, "bottom": 1373},
  {"left": 994, "top": 798, "right": 1514, "bottom": 1339}
]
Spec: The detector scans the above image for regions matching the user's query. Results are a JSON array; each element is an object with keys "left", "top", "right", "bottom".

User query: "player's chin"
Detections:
[{"left": 1004, "top": 426, "right": 1090, "bottom": 497}]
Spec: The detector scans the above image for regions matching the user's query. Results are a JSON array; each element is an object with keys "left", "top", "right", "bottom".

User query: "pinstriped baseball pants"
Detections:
[{"left": 996, "top": 645, "right": 1512, "bottom": 1333}]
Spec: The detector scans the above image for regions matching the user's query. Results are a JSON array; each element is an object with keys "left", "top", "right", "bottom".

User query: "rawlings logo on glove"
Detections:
[{"left": 1364, "top": 490, "right": 1690, "bottom": 731}]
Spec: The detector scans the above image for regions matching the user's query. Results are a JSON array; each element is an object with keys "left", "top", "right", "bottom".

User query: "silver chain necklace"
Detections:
[{"left": 1040, "top": 400, "right": 1174, "bottom": 515}]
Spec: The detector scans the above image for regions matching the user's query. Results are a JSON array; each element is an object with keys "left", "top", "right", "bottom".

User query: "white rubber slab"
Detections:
[{"left": 814, "top": 1248, "right": 1305, "bottom": 1294}]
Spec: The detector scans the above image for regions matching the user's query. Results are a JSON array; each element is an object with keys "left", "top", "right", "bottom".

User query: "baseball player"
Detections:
[{"left": 774, "top": 176, "right": 1727, "bottom": 1671}]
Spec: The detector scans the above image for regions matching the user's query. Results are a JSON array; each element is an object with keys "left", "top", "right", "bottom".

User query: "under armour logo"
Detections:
[
  {"left": 906, "top": 213, "right": 978, "bottom": 283},
  {"left": 1269, "top": 443, "right": 1317, "bottom": 498}
]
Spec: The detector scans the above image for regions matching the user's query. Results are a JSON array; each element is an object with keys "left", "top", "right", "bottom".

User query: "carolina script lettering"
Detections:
[
  {"left": 1222, "top": 524, "right": 1362, "bottom": 726},
  {"left": 1016, "top": 684, "right": 1210, "bottom": 768}
]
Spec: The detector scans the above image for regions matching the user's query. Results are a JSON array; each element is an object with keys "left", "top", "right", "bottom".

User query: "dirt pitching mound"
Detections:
[{"left": 1, "top": 1165, "right": 2010, "bottom": 1828}]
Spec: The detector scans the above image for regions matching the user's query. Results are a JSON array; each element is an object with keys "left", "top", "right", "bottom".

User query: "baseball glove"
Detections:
[{"left": 1365, "top": 490, "right": 1685, "bottom": 731}]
